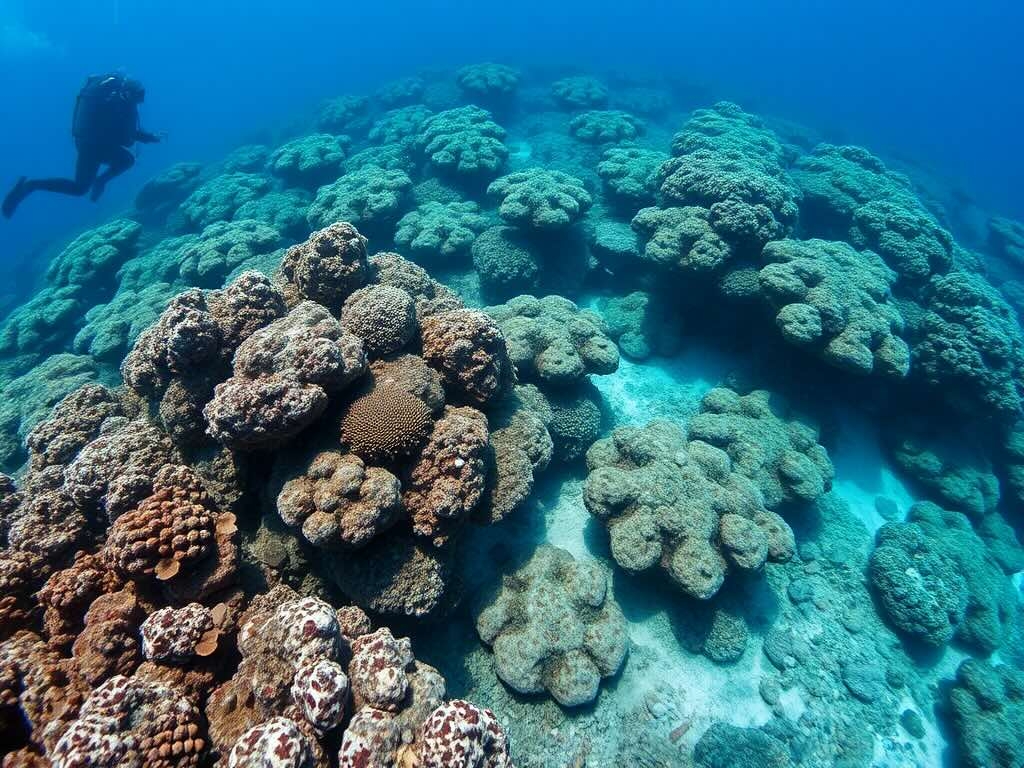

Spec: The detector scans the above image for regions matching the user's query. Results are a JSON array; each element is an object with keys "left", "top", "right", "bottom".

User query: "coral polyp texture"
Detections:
[{"left": 3, "top": 62, "right": 1024, "bottom": 768}]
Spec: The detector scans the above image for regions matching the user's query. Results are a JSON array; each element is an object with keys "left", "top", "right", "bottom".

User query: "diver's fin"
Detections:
[{"left": 2, "top": 177, "right": 28, "bottom": 219}]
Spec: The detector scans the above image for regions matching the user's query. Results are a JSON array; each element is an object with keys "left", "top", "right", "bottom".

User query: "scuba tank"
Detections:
[{"left": 71, "top": 74, "right": 133, "bottom": 143}]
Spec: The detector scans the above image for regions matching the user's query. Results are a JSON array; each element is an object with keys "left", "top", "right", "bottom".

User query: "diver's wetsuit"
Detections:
[{"left": 2, "top": 75, "right": 159, "bottom": 218}]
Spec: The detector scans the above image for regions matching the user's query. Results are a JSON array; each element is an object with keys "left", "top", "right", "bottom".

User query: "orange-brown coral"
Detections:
[{"left": 340, "top": 385, "right": 433, "bottom": 464}]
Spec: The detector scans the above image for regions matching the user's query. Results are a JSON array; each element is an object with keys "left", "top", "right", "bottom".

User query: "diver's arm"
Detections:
[{"left": 135, "top": 128, "right": 161, "bottom": 143}]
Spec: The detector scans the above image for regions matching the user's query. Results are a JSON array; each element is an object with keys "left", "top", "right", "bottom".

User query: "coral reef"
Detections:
[
  {"left": 306, "top": 165, "right": 412, "bottom": 236},
  {"left": 597, "top": 146, "right": 668, "bottom": 209},
  {"left": 725, "top": 238, "right": 911, "bottom": 377},
  {"left": 947, "top": 659, "right": 1024, "bottom": 768},
  {"left": 585, "top": 421, "right": 793, "bottom": 599},
  {"left": 551, "top": 76, "right": 609, "bottom": 110},
  {"left": 486, "top": 295, "right": 619, "bottom": 384},
  {"left": 869, "top": 502, "right": 1018, "bottom": 653},
  {"left": 569, "top": 110, "right": 645, "bottom": 144},
  {"left": 686, "top": 387, "right": 834, "bottom": 509},
  {"left": 417, "top": 106, "right": 509, "bottom": 182},
  {"left": 476, "top": 545, "right": 627, "bottom": 706},
  {"left": 395, "top": 200, "right": 490, "bottom": 266},
  {"left": 268, "top": 133, "right": 349, "bottom": 189},
  {"left": 487, "top": 168, "right": 592, "bottom": 231}
]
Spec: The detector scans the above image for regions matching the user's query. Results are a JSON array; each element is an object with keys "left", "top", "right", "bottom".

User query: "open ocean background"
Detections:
[{"left": 2, "top": 0, "right": 1023, "bottom": 304}]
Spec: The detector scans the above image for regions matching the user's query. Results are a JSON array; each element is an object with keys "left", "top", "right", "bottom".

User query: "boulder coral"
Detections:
[
  {"left": 487, "top": 168, "right": 592, "bottom": 231},
  {"left": 316, "top": 94, "right": 369, "bottom": 134},
  {"left": 947, "top": 658, "right": 1024, "bottom": 768},
  {"left": 726, "top": 238, "right": 911, "bottom": 378},
  {"left": 395, "top": 200, "right": 490, "bottom": 266},
  {"left": 568, "top": 110, "right": 645, "bottom": 144},
  {"left": 369, "top": 105, "right": 434, "bottom": 145},
  {"left": 267, "top": 133, "right": 349, "bottom": 189},
  {"left": 306, "top": 165, "right": 412, "bottom": 236},
  {"left": 908, "top": 270, "right": 1024, "bottom": 419},
  {"left": 180, "top": 172, "right": 274, "bottom": 231},
  {"left": 657, "top": 102, "right": 799, "bottom": 239},
  {"left": 486, "top": 295, "right": 618, "bottom": 384},
  {"left": 597, "top": 146, "right": 668, "bottom": 209},
  {"left": 420, "top": 309, "right": 515, "bottom": 407},
  {"left": 455, "top": 63, "right": 520, "bottom": 100},
  {"left": 177, "top": 218, "right": 283, "bottom": 288},
  {"left": 584, "top": 421, "right": 794, "bottom": 599},
  {"left": 869, "top": 502, "right": 1018, "bottom": 654},
  {"left": 204, "top": 301, "right": 367, "bottom": 449},
  {"left": 476, "top": 545, "right": 627, "bottom": 707},
  {"left": 687, "top": 387, "right": 834, "bottom": 510},
  {"left": 551, "top": 76, "right": 609, "bottom": 110},
  {"left": 280, "top": 221, "right": 368, "bottom": 311},
  {"left": 417, "top": 106, "right": 509, "bottom": 181}
]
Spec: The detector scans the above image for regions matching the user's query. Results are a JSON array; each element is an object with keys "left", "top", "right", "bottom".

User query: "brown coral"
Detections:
[
  {"left": 24, "top": 384, "right": 126, "bottom": 471},
  {"left": 340, "top": 385, "right": 433, "bottom": 464},
  {"left": 420, "top": 309, "right": 514, "bottom": 407},
  {"left": 70, "top": 588, "right": 142, "bottom": 686},
  {"left": 276, "top": 451, "right": 402, "bottom": 549},
  {"left": 102, "top": 465, "right": 218, "bottom": 580},
  {"left": 281, "top": 222, "right": 368, "bottom": 311},
  {"left": 404, "top": 406, "right": 489, "bottom": 547},
  {"left": 38, "top": 552, "right": 123, "bottom": 651},
  {"left": 0, "top": 550, "right": 47, "bottom": 640}
]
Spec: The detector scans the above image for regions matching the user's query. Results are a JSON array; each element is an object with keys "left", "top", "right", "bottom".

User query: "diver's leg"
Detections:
[
  {"left": 21, "top": 150, "right": 100, "bottom": 196},
  {"left": 89, "top": 147, "right": 135, "bottom": 201}
]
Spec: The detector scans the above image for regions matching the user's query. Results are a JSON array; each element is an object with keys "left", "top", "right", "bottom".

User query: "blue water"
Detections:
[{"left": 3, "top": 0, "right": 1023, "bottom": 291}]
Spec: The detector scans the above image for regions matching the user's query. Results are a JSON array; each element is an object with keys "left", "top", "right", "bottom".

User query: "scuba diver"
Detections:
[{"left": 2, "top": 73, "right": 161, "bottom": 218}]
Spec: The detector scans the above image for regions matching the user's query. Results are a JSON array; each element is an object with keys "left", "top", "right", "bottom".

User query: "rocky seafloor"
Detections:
[{"left": 1, "top": 64, "right": 1023, "bottom": 768}]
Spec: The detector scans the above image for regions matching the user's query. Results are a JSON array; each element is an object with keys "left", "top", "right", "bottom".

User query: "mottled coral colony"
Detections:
[{"left": 1, "top": 63, "right": 1023, "bottom": 768}]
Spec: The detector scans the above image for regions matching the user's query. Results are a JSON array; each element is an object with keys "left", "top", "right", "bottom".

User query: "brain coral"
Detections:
[
  {"left": 584, "top": 421, "right": 793, "bottom": 599},
  {"left": 487, "top": 169, "right": 592, "bottom": 230},
  {"left": 417, "top": 106, "right": 509, "bottom": 181},
  {"left": 739, "top": 238, "right": 911, "bottom": 378},
  {"left": 306, "top": 165, "right": 412, "bottom": 235},
  {"left": 476, "top": 545, "right": 627, "bottom": 707},
  {"left": 687, "top": 387, "right": 834, "bottom": 509},
  {"left": 274, "top": 450, "right": 402, "bottom": 549},
  {"left": 340, "top": 384, "right": 433, "bottom": 464},
  {"left": 486, "top": 295, "right": 619, "bottom": 384},
  {"left": 280, "top": 222, "right": 368, "bottom": 311}
]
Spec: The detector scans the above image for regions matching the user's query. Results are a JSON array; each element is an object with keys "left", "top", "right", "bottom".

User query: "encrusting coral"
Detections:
[
  {"left": 476, "top": 545, "right": 628, "bottom": 707},
  {"left": 584, "top": 421, "right": 794, "bottom": 599}
]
